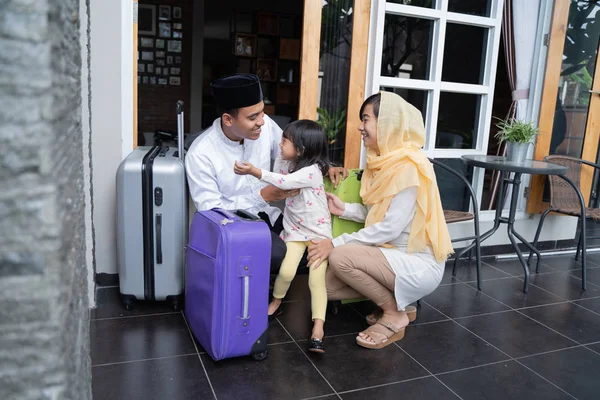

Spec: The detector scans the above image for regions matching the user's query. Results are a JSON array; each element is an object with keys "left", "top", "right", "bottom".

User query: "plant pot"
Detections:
[{"left": 506, "top": 141, "right": 530, "bottom": 162}]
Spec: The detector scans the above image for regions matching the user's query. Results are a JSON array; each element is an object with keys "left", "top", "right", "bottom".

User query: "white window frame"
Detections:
[{"left": 363, "top": 0, "right": 504, "bottom": 210}]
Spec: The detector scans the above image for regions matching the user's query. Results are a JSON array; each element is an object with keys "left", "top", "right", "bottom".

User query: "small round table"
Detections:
[{"left": 461, "top": 155, "right": 587, "bottom": 293}]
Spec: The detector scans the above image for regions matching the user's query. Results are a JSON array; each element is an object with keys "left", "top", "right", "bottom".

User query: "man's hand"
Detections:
[
  {"left": 260, "top": 185, "right": 300, "bottom": 203},
  {"left": 234, "top": 161, "right": 261, "bottom": 178},
  {"left": 328, "top": 166, "right": 348, "bottom": 189}
]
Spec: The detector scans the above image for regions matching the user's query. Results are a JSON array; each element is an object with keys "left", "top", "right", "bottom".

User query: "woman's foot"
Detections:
[
  {"left": 268, "top": 298, "right": 283, "bottom": 316},
  {"left": 366, "top": 305, "right": 417, "bottom": 326},
  {"left": 357, "top": 311, "right": 409, "bottom": 349}
]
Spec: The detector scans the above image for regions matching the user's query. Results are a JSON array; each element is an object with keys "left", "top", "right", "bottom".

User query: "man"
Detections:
[{"left": 186, "top": 73, "right": 346, "bottom": 274}]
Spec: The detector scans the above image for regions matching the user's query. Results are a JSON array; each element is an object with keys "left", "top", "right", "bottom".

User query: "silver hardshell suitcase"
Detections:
[{"left": 116, "top": 101, "right": 188, "bottom": 310}]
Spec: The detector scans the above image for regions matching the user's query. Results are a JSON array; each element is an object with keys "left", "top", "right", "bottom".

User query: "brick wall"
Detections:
[
  {"left": 0, "top": 0, "right": 91, "bottom": 398},
  {"left": 138, "top": 0, "right": 193, "bottom": 141}
]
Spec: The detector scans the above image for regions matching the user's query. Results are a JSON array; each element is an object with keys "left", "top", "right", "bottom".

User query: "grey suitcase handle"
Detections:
[{"left": 177, "top": 100, "right": 184, "bottom": 162}]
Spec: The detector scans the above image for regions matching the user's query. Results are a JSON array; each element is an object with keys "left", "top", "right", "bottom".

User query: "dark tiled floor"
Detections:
[{"left": 91, "top": 255, "right": 600, "bottom": 400}]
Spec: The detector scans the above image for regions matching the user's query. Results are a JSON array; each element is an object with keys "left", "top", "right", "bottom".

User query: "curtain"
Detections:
[{"left": 488, "top": 0, "right": 541, "bottom": 209}]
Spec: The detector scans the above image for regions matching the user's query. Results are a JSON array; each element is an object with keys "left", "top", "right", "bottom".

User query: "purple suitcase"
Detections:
[{"left": 185, "top": 208, "right": 271, "bottom": 361}]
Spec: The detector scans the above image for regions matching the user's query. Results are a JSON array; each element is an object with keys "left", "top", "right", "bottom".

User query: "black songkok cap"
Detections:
[{"left": 210, "top": 73, "right": 263, "bottom": 110}]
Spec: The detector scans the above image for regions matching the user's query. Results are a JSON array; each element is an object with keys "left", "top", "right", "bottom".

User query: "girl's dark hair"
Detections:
[
  {"left": 283, "top": 119, "right": 329, "bottom": 176},
  {"left": 359, "top": 93, "right": 381, "bottom": 120}
]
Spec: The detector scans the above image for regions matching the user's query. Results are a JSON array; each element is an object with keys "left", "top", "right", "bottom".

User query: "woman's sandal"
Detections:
[
  {"left": 365, "top": 305, "right": 417, "bottom": 326},
  {"left": 356, "top": 321, "right": 405, "bottom": 349},
  {"left": 308, "top": 338, "right": 325, "bottom": 353}
]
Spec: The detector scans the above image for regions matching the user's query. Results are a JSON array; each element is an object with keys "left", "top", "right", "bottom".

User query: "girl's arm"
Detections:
[
  {"left": 260, "top": 165, "right": 320, "bottom": 190},
  {"left": 332, "top": 187, "right": 417, "bottom": 247}
]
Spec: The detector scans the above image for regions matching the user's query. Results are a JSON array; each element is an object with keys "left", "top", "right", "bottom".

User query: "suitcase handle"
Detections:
[
  {"left": 234, "top": 210, "right": 260, "bottom": 221},
  {"left": 176, "top": 101, "right": 184, "bottom": 162},
  {"left": 155, "top": 214, "right": 163, "bottom": 264},
  {"left": 212, "top": 208, "right": 241, "bottom": 222}
]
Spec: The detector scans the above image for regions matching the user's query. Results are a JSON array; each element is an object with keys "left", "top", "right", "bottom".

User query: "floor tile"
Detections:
[
  {"left": 467, "top": 277, "right": 564, "bottom": 309},
  {"left": 351, "top": 300, "right": 449, "bottom": 325},
  {"left": 438, "top": 360, "right": 571, "bottom": 400},
  {"left": 92, "top": 355, "right": 213, "bottom": 400},
  {"left": 440, "top": 262, "right": 462, "bottom": 285},
  {"left": 91, "top": 287, "right": 177, "bottom": 319},
  {"left": 90, "top": 313, "right": 196, "bottom": 365},
  {"left": 398, "top": 320, "right": 509, "bottom": 374},
  {"left": 538, "top": 255, "right": 586, "bottom": 272},
  {"left": 569, "top": 267, "right": 600, "bottom": 286},
  {"left": 587, "top": 343, "right": 600, "bottom": 354},
  {"left": 201, "top": 343, "right": 333, "bottom": 400},
  {"left": 423, "top": 284, "right": 510, "bottom": 318},
  {"left": 456, "top": 311, "right": 576, "bottom": 358},
  {"left": 278, "top": 300, "right": 366, "bottom": 340},
  {"left": 450, "top": 259, "right": 511, "bottom": 283},
  {"left": 529, "top": 272, "right": 600, "bottom": 300},
  {"left": 268, "top": 319, "right": 294, "bottom": 345},
  {"left": 340, "top": 376, "right": 457, "bottom": 400},
  {"left": 520, "top": 302, "right": 600, "bottom": 344},
  {"left": 519, "top": 346, "right": 600, "bottom": 400},
  {"left": 573, "top": 297, "right": 600, "bottom": 314},
  {"left": 488, "top": 259, "right": 556, "bottom": 277},
  {"left": 303, "top": 334, "right": 428, "bottom": 392}
]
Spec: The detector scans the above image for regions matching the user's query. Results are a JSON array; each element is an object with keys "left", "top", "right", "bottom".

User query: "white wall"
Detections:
[{"left": 90, "top": 0, "right": 133, "bottom": 275}]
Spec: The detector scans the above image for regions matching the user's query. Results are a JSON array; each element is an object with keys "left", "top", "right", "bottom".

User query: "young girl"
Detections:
[{"left": 234, "top": 119, "right": 331, "bottom": 353}]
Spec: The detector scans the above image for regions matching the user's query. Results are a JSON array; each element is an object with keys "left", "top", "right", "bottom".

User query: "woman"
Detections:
[{"left": 307, "top": 91, "right": 453, "bottom": 350}]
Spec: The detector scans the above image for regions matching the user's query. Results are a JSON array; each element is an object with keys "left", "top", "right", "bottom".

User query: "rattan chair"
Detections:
[
  {"left": 429, "top": 158, "right": 482, "bottom": 290},
  {"left": 528, "top": 155, "right": 598, "bottom": 289}
]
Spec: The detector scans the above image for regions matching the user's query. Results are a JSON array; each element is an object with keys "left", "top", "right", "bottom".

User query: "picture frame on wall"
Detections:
[
  {"left": 167, "top": 56, "right": 173, "bottom": 65},
  {"left": 159, "top": 22, "right": 171, "bottom": 38},
  {"left": 140, "top": 37, "right": 154, "bottom": 48},
  {"left": 173, "top": 23, "right": 183, "bottom": 30},
  {"left": 138, "top": 5, "right": 156, "bottom": 36},
  {"left": 167, "top": 40, "right": 182, "bottom": 53},
  {"left": 147, "top": 64, "right": 154, "bottom": 73},
  {"left": 173, "top": 7, "right": 182, "bottom": 19},
  {"left": 150, "top": 77, "right": 157, "bottom": 85},
  {"left": 141, "top": 51, "right": 154, "bottom": 61},
  {"left": 138, "top": 63, "right": 145, "bottom": 73},
  {"left": 155, "top": 39, "right": 165, "bottom": 49},
  {"left": 257, "top": 59, "right": 277, "bottom": 82},
  {"left": 234, "top": 33, "right": 256, "bottom": 57},
  {"left": 155, "top": 51, "right": 165, "bottom": 58},
  {"left": 159, "top": 5, "right": 171, "bottom": 21},
  {"left": 156, "top": 60, "right": 165, "bottom": 66},
  {"left": 175, "top": 56, "right": 181, "bottom": 64},
  {"left": 169, "top": 77, "right": 181, "bottom": 86},
  {"left": 170, "top": 67, "right": 180, "bottom": 75},
  {"left": 142, "top": 76, "right": 149, "bottom": 84},
  {"left": 173, "top": 31, "right": 182, "bottom": 39},
  {"left": 158, "top": 78, "right": 168, "bottom": 85},
  {"left": 156, "top": 67, "right": 162, "bottom": 75}
]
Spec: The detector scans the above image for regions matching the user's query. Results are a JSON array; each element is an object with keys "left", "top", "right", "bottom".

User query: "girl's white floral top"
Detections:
[{"left": 261, "top": 164, "right": 332, "bottom": 242}]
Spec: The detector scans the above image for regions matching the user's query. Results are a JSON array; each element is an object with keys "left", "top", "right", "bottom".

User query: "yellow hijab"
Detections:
[{"left": 360, "top": 91, "right": 454, "bottom": 262}]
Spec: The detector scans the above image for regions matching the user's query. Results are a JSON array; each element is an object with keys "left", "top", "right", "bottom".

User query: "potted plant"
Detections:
[
  {"left": 316, "top": 107, "right": 346, "bottom": 145},
  {"left": 494, "top": 118, "right": 538, "bottom": 162}
]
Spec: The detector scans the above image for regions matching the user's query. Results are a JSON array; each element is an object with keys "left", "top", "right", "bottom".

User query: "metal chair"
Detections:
[
  {"left": 528, "top": 155, "right": 598, "bottom": 290},
  {"left": 429, "top": 158, "right": 482, "bottom": 290}
]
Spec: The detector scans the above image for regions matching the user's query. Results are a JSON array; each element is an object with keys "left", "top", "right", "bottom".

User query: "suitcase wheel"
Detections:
[
  {"left": 167, "top": 295, "right": 184, "bottom": 311},
  {"left": 251, "top": 351, "right": 268, "bottom": 361},
  {"left": 122, "top": 295, "right": 136, "bottom": 311}
]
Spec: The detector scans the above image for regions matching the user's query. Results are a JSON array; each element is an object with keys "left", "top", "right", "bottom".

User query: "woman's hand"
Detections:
[
  {"left": 234, "top": 161, "right": 261, "bottom": 178},
  {"left": 307, "top": 239, "right": 334, "bottom": 269},
  {"left": 326, "top": 193, "right": 345, "bottom": 216}
]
